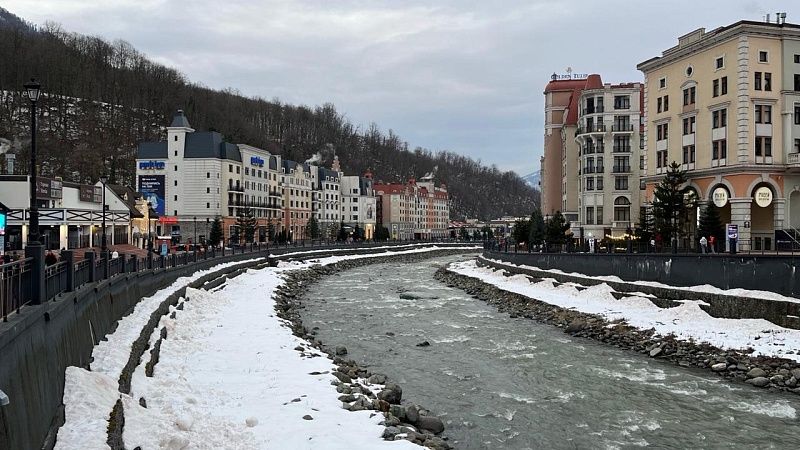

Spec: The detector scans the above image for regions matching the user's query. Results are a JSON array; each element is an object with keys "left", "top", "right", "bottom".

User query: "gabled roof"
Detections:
[{"left": 108, "top": 184, "right": 144, "bottom": 218}]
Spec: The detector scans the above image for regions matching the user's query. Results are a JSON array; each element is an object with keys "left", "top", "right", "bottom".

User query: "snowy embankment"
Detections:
[
  {"left": 56, "top": 245, "right": 477, "bottom": 450},
  {"left": 483, "top": 256, "right": 800, "bottom": 304},
  {"left": 449, "top": 259, "right": 800, "bottom": 362}
]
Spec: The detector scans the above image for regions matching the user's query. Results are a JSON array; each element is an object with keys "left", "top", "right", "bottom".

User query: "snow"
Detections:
[
  {"left": 450, "top": 260, "right": 800, "bottom": 362},
  {"left": 56, "top": 245, "right": 476, "bottom": 449},
  {"left": 482, "top": 256, "right": 800, "bottom": 304}
]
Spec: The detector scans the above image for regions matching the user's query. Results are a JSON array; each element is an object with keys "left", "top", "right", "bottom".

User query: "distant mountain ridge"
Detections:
[{"left": 521, "top": 171, "right": 540, "bottom": 189}]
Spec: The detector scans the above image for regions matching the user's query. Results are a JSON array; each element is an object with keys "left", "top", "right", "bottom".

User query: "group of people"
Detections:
[{"left": 699, "top": 235, "right": 718, "bottom": 254}]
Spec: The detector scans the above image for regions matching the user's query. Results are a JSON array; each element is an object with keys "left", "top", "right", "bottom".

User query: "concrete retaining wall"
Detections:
[{"left": 481, "top": 252, "right": 800, "bottom": 330}]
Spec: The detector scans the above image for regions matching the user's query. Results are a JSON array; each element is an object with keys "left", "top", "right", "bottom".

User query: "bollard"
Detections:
[
  {"left": 130, "top": 254, "right": 138, "bottom": 272},
  {"left": 63, "top": 250, "right": 75, "bottom": 292},
  {"left": 101, "top": 250, "right": 110, "bottom": 279}
]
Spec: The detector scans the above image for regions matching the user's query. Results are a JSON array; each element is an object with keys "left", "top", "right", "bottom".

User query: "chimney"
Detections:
[{"left": 5, "top": 153, "right": 15, "bottom": 175}]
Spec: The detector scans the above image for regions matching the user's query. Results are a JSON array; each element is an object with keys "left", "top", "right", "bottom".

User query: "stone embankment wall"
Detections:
[{"left": 483, "top": 252, "right": 800, "bottom": 329}]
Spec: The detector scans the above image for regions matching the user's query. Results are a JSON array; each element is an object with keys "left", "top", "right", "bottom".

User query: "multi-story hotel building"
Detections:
[
  {"left": 541, "top": 74, "right": 643, "bottom": 239},
  {"left": 281, "top": 160, "right": 312, "bottom": 240},
  {"left": 374, "top": 177, "right": 449, "bottom": 240},
  {"left": 575, "top": 78, "right": 644, "bottom": 238},
  {"left": 340, "top": 171, "right": 377, "bottom": 239},
  {"left": 310, "top": 160, "right": 341, "bottom": 239},
  {"left": 638, "top": 17, "right": 800, "bottom": 251}
]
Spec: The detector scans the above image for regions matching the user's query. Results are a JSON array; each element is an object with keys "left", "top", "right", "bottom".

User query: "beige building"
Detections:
[
  {"left": 374, "top": 178, "right": 449, "bottom": 240},
  {"left": 638, "top": 17, "right": 800, "bottom": 251},
  {"left": 575, "top": 79, "right": 644, "bottom": 239}
]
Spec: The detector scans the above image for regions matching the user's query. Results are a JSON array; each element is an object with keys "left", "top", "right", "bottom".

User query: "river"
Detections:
[{"left": 299, "top": 255, "right": 800, "bottom": 449}]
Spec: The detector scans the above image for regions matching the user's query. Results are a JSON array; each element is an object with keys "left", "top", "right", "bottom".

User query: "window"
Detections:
[
  {"left": 614, "top": 95, "right": 630, "bottom": 109},
  {"left": 657, "top": 123, "right": 668, "bottom": 141},
  {"left": 614, "top": 197, "right": 631, "bottom": 222},
  {"left": 659, "top": 77, "right": 667, "bottom": 89},
  {"left": 721, "top": 76, "right": 727, "bottom": 95},
  {"left": 683, "top": 86, "right": 696, "bottom": 105},
  {"left": 206, "top": 202, "right": 210, "bottom": 208},
  {"left": 206, "top": 187, "right": 210, "bottom": 193},
  {"left": 206, "top": 172, "right": 210, "bottom": 178},
  {"left": 759, "top": 51, "right": 768, "bottom": 63},
  {"left": 229, "top": 164, "right": 233, "bottom": 173},
  {"left": 713, "top": 79, "right": 719, "bottom": 97},
  {"left": 245, "top": 168, "right": 249, "bottom": 176},
  {"left": 755, "top": 137, "right": 772, "bottom": 157},
  {"left": 764, "top": 72, "right": 772, "bottom": 91},
  {"left": 174, "top": 150, "right": 178, "bottom": 156},
  {"left": 715, "top": 56, "right": 724, "bottom": 69},
  {"left": 663, "top": 95, "right": 669, "bottom": 111},
  {"left": 682, "top": 116, "right": 696, "bottom": 135},
  {"left": 174, "top": 180, "right": 177, "bottom": 186},
  {"left": 613, "top": 135, "right": 631, "bottom": 152},
  {"left": 796, "top": 54, "right": 800, "bottom": 64},
  {"left": 596, "top": 176, "right": 604, "bottom": 191},
  {"left": 795, "top": 74, "right": 800, "bottom": 92},
  {"left": 613, "top": 156, "right": 630, "bottom": 173},
  {"left": 682, "top": 145, "right": 695, "bottom": 164},
  {"left": 657, "top": 97, "right": 662, "bottom": 113},
  {"left": 596, "top": 207, "right": 603, "bottom": 225},
  {"left": 174, "top": 135, "right": 178, "bottom": 142},
  {"left": 755, "top": 105, "right": 772, "bottom": 124},
  {"left": 586, "top": 207, "right": 594, "bottom": 225},
  {"left": 236, "top": 166, "right": 240, "bottom": 174},
  {"left": 712, "top": 139, "right": 727, "bottom": 160},
  {"left": 755, "top": 72, "right": 762, "bottom": 90},
  {"left": 656, "top": 150, "right": 668, "bottom": 168},
  {"left": 614, "top": 176, "right": 628, "bottom": 191},
  {"left": 586, "top": 177, "right": 594, "bottom": 191},
  {"left": 712, "top": 109, "right": 727, "bottom": 128},
  {"left": 640, "top": 155, "right": 645, "bottom": 170},
  {"left": 174, "top": 195, "right": 178, "bottom": 201},
  {"left": 796, "top": 104, "right": 800, "bottom": 125},
  {"left": 796, "top": 139, "right": 800, "bottom": 154},
  {"left": 174, "top": 165, "right": 178, "bottom": 171}
]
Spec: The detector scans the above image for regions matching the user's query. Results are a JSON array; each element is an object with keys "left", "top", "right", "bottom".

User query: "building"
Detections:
[
  {"left": 374, "top": 177, "right": 449, "bottom": 240},
  {"left": 340, "top": 170, "right": 376, "bottom": 239},
  {"left": 638, "top": 16, "right": 800, "bottom": 251},
  {"left": 310, "top": 160, "right": 342, "bottom": 239},
  {"left": 137, "top": 111, "right": 282, "bottom": 244},
  {"left": 574, "top": 78, "right": 644, "bottom": 239},
  {"left": 282, "top": 159, "right": 312, "bottom": 240},
  {"left": 0, "top": 175, "right": 132, "bottom": 251}
]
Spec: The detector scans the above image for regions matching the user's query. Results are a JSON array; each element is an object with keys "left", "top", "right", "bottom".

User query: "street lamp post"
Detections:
[
  {"left": 100, "top": 175, "right": 108, "bottom": 252},
  {"left": 24, "top": 78, "right": 41, "bottom": 246},
  {"left": 147, "top": 201, "right": 153, "bottom": 253},
  {"left": 193, "top": 216, "right": 197, "bottom": 249}
]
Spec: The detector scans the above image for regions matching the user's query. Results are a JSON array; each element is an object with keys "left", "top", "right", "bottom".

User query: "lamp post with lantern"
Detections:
[
  {"left": 24, "top": 78, "right": 41, "bottom": 246},
  {"left": 100, "top": 175, "right": 108, "bottom": 252}
]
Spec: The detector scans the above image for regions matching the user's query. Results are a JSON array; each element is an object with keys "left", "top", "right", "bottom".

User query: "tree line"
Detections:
[{"left": 0, "top": 8, "right": 539, "bottom": 220}]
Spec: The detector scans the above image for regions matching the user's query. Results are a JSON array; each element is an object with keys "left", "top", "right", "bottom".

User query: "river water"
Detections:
[{"left": 300, "top": 256, "right": 800, "bottom": 449}]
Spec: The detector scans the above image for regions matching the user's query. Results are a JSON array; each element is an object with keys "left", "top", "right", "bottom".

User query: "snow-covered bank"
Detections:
[
  {"left": 483, "top": 256, "right": 800, "bottom": 304},
  {"left": 56, "top": 245, "right": 476, "bottom": 449},
  {"left": 450, "top": 259, "right": 800, "bottom": 362}
]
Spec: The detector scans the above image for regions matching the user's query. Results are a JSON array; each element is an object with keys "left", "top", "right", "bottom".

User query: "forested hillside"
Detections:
[{"left": 0, "top": 7, "right": 539, "bottom": 220}]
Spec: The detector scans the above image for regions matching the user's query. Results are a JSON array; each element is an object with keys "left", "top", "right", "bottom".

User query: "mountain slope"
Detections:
[{"left": 0, "top": 11, "right": 539, "bottom": 220}]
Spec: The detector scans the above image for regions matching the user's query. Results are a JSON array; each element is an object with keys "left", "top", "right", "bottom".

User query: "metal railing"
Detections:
[
  {"left": 74, "top": 259, "right": 92, "bottom": 290},
  {"left": 1, "top": 258, "right": 33, "bottom": 322},
  {"left": 612, "top": 123, "right": 634, "bottom": 132},
  {"left": 44, "top": 261, "right": 69, "bottom": 301}
]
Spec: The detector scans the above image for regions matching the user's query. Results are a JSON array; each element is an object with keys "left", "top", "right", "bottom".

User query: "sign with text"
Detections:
[
  {"left": 754, "top": 186, "right": 773, "bottom": 207},
  {"left": 138, "top": 175, "right": 165, "bottom": 216},
  {"left": 36, "top": 177, "right": 63, "bottom": 200},
  {"left": 159, "top": 216, "right": 178, "bottom": 224},
  {"left": 727, "top": 224, "right": 738, "bottom": 240},
  {"left": 250, "top": 156, "right": 265, "bottom": 167},
  {"left": 139, "top": 160, "right": 165, "bottom": 170},
  {"left": 79, "top": 185, "right": 102, "bottom": 203},
  {"left": 712, "top": 187, "right": 729, "bottom": 208}
]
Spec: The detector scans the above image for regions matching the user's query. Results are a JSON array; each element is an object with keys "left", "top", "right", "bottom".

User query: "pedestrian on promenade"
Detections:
[
  {"left": 699, "top": 236, "right": 708, "bottom": 254},
  {"left": 45, "top": 250, "right": 58, "bottom": 266},
  {"left": 709, "top": 235, "right": 716, "bottom": 254}
]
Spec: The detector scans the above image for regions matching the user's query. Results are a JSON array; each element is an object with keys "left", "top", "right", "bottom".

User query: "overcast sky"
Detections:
[{"left": 4, "top": 0, "right": 793, "bottom": 176}]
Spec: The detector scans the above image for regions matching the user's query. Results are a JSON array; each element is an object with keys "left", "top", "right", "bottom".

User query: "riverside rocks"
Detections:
[
  {"left": 274, "top": 249, "right": 468, "bottom": 449},
  {"left": 434, "top": 265, "right": 800, "bottom": 396}
]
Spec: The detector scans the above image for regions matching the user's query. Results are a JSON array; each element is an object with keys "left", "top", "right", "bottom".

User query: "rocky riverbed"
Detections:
[
  {"left": 273, "top": 250, "right": 478, "bottom": 449},
  {"left": 435, "top": 264, "right": 800, "bottom": 394}
]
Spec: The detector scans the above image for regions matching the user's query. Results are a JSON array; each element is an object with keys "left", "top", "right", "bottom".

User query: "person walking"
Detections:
[
  {"left": 709, "top": 235, "right": 716, "bottom": 254},
  {"left": 699, "top": 236, "right": 708, "bottom": 254}
]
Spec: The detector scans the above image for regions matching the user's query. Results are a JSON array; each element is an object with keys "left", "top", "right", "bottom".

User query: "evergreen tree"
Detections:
[
  {"left": 235, "top": 205, "right": 257, "bottom": 243},
  {"left": 512, "top": 218, "right": 530, "bottom": 243},
  {"left": 208, "top": 216, "right": 223, "bottom": 247},
  {"left": 544, "top": 211, "right": 571, "bottom": 246},
  {"left": 528, "top": 209, "right": 545, "bottom": 246},
  {"left": 652, "top": 162, "right": 693, "bottom": 242},
  {"left": 354, "top": 224, "right": 364, "bottom": 241},
  {"left": 267, "top": 220, "right": 276, "bottom": 242},
  {"left": 697, "top": 201, "right": 725, "bottom": 247},
  {"left": 306, "top": 217, "right": 320, "bottom": 239},
  {"left": 635, "top": 205, "right": 654, "bottom": 244},
  {"left": 338, "top": 220, "right": 348, "bottom": 241},
  {"left": 374, "top": 226, "right": 391, "bottom": 241}
]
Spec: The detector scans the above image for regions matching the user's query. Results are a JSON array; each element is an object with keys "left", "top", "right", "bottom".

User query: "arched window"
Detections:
[{"left": 614, "top": 196, "right": 631, "bottom": 222}]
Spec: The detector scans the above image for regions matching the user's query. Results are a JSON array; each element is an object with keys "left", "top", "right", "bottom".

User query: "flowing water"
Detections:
[{"left": 300, "top": 256, "right": 800, "bottom": 449}]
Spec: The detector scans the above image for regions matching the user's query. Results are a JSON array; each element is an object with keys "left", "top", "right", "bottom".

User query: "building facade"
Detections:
[
  {"left": 340, "top": 172, "right": 376, "bottom": 239},
  {"left": 374, "top": 178, "right": 449, "bottom": 240},
  {"left": 638, "top": 18, "right": 800, "bottom": 251},
  {"left": 575, "top": 80, "right": 644, "bottom": 239}
]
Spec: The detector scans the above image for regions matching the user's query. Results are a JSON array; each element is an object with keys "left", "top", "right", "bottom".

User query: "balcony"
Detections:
[
  {"left": 788, "top": 153, "right": 800, "bottom": 166},
  {"left": 611, "top": 123, "right": 634, "bottom": 132},
  {"left": 612, "top": 146, "right": 631, "bottom": 153},
  {"left": 583, "top": 167, "right": 596, "bottom": 174},
  {"left": 582, "top": 105, "right": 605, "bottom": 115},
  {"left": 576, "top": 124, "right": 607, "bottom": 136},
  {"left": 612, "top": 165, "right": 632, "bottom": 174},
  {"left": 228, "top": 185, "right": 244, "bottom": 193}
]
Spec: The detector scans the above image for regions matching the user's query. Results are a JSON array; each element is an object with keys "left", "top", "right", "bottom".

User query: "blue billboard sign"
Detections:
[
  {"left": 139, "top": 161, "right": 165, "bottom": 170},
  {"left": 250, "top": 156, "right": 264, "bottom": 167},
  {"left": 138, "top": 175, "right": 165, "bottom": 215}
]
